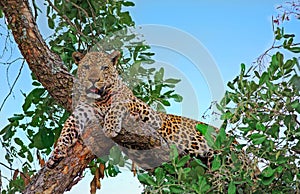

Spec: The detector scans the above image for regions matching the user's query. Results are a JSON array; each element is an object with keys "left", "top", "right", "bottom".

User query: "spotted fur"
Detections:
[{"left": 47, "top": 51, "right": 214, "bottom": 169}]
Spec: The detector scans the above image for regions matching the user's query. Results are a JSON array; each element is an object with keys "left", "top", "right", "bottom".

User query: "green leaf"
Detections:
[
  {"left": 154, "top": 68, "right": 164, "bottom": 83},
  {"left": 290, "top": 75, "right": 300, "bottom": 91},
  {"left": 215, "top": 127, "right": 226, "bottom": 149},
  {"left": 164, "top": 78, "right": 181, "bottom": 84},
  {"left": 163, "top": 163, "right": 176, "bottom": 174},
  {"left": 261, "top": 175, "right": 275, "bottom": 186},
  {"left": 228, "top": 181, "right": 236, "bottom": 194},
  {"left": 192, "top": 158, "right": 207, "bottom": 169},
  {"left": 262, "top": 166, "right": 276, "bottom": 178},
  {"left": 119, "top": 11, "right": 133, "bottom": 26},
  {"left": 0, "top": 125, "right": 12, "bottom": 135},
  {"left": 68, "top": 32, "right": 77, "bottom": 43},
  {"left": 14, "top": 138, "right": 23, "bottom": 146},
  {"left": 196, "top": 123, "right": 208, "bottom": 135},
  {"left": 32, "top": 129, "right": 54, "bottom": 149},
  {"left": 288, "top": 47, "right": 300, "bottom": 53},
  {"left": 249, "top": 133, "right": 266, "bottom": 145},
  {"left": 211, "top": 155, "right": 221, "bottom": 171},
  {"left": 109, "top": 146, "right": 122, "bottom": 165},
  {"left": 23, "top": 88, "right": 45, "bottom": 111},
  {"left": 283, "top": 34, "right": 295, "bottom": 38},
  {"left": 48, "top": 18, "right": 55, "bottom": 29},
  {"left": 156, "top": 103, "right": 166, "bottom": 112},
  {"left": 27, "top": 152, "right": 33, "bottom": 163},
  {"left": 169, "top": 185, "right": 184, "bottom": 193},
  {"left": 240, "top": 63, "right": 245, "bottom": 75},
  {"left": 259, "top": 72, "right": 269, "bottom": 85},
  {"left": 2, "top": 125, "right": 14, "bottom": 141},
  {"left": 256, "top": 122, "right": 266, "bottom": 131},
  {"left": 283, "top": 59, "right": 295, "bottom": 71},
  {"left": 52, "top": 45, "right": 64, "bottom": 53},
  {"left": 176, "top": 155, "right": 190, "bottom": 168},
  {"left": 154, "top": 167, "right": 164, "bottom": 184},
  {"left": 196, "top": 124, "right": 215, "bottom": 148},
  {"left": 8, "top": 114, "right": 24, "bottom": 122},
  {"left": 227, "top": 81, "right": 235, "bottom": 90},
  {"left": 161, "top": 100, "right": 170, "bottom": 106},
  {"left": 137, "top": 173, "right": 156, "bottom": 186},
  {"left": 170, "top": 144, "right": 179, "bottom": 160},
  {"left": 267, "top": 125, "right": 279, "bottom": 139},
  {"left": 32, "top": 81, "right": 41, "bottom": 86},
  {"left": 170, "top": 94, "right": 183, "bottom": 102},
  {"left": 197, "top": 176, "right": 210, "bottom": 193},
  {"left": 107, "top": 164, "right": 120, "bottom": 177}
]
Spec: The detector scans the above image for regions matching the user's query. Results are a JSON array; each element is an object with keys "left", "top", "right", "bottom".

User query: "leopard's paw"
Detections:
[
  {"left": 103, "top": 126, "right": 119, "bottom": 138},
  {"left": 46, "top": 154, "right": 64, "bottom": 169}
]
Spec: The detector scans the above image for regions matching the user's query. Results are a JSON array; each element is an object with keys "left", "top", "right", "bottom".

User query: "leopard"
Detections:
[{"left": 46, "top": 51, "right": 217, "bottom": 169}]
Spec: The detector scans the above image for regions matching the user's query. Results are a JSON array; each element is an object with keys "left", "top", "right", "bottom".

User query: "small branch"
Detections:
[
  {"left": 0, "top": 25, "right": 14, "bottom": 60},
  {"left": 256, "top": 42, "right": 300, "bottom": 69},
  {"left": 0, "top": 60, "right": 25, "bottom": 112},
  {"left": 0, "top": 162, "right": 14, "bottom": 171}
]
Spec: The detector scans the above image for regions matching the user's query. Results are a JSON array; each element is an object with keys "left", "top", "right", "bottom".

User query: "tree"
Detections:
[
  {"left": 0, "top": 0, "right": 182, "bottom": 193},
  {"left": 0, "top": 0, "right": 299, "bottom": 194}
]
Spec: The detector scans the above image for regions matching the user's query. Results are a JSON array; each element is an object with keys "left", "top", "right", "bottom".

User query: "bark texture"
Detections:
[
  {"left": 0, "top": 0, "right": 167, "bottom": 193},
  {"left": 23, "top": 141, "right": 96, "bottom": 194}
]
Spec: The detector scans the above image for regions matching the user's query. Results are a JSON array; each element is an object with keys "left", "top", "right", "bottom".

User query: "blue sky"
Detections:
[{"left": 0, "top": 1, "right": 298, "bottom": 193}]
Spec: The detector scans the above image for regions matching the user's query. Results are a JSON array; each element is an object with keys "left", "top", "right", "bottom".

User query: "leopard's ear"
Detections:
[
  {"left": 109, "top": 51, "right": 121, "bottom": 66},
  {"left": 72, "top": 52, "right": 85, "bottom": 65}
]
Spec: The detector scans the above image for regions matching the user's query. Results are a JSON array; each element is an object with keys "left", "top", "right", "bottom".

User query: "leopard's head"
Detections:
[{"left": 73, "top": 51, "right": 120, "bottom": 99}]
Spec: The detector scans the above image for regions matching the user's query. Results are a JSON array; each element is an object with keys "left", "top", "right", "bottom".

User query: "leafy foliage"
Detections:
[
  {"left": 138, "top": 52, "right": 299, "bottom": 193},
  {"left": 136, "top": 5, "right": 300, "bottom": 192},
  {"left": 217, "top": 51, "right": 300, "bottom": 193},
  {"left": 138, "top": 145, "right": 211, "bottom": 194}
]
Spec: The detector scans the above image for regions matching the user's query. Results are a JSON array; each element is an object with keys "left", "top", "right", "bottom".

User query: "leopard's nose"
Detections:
[{"left": 88, "top": 77, "right": 100, "bottom": 82}]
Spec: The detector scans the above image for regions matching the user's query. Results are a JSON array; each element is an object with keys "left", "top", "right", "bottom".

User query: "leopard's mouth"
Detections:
[{"left": 86, "top": 86, "right": 108, "bottom": 99}]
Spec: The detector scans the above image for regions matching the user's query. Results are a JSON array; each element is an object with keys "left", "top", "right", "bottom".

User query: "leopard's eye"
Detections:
[{"left": 101, "top": 66, "right": 109, "bottom": 71}]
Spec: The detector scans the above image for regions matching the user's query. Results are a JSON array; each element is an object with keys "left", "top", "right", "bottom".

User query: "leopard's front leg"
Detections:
[
  {"left": 47, "top": 114, "right": 79, "bottom": 169},
  {"left": 47, "top": 102, "right": 99, "bottom": 168},
  {"left": 103, "top": 102, "right": 162, "bottom": 138}
]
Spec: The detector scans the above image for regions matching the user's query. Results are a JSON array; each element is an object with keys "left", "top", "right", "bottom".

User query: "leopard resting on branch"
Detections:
[{"left": 46, "top": 50, "right": 258, "bottom": 179}]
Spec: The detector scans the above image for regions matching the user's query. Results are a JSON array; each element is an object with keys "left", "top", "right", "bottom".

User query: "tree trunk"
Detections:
[{"left": 0, "top": 1, "right": 166, "bottom": 193}]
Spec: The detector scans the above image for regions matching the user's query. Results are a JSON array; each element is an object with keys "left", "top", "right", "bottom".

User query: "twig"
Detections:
[
  {"left": 256, "top": 42, "right": 300, "bottom": 69},
  {"left": 0, "top": 60, "right": 25, "bottom": 112},
  {"left": 0, "top": 162, "right": 14, "bottom": 171},
  {"left": 0, "top": 26, "right": 14, "bottom": 60}
]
